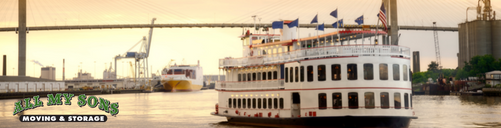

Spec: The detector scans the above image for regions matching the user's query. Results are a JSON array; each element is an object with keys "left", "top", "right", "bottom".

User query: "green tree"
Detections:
[
  {"left": 463, "top": 55, "right": 501, "bottom": 77},
  {"left": 427, "top": 61, "right": 439, "bottom": 73},
  {"left": 412, "top": 72, "right": 427, "bottom": 84}
]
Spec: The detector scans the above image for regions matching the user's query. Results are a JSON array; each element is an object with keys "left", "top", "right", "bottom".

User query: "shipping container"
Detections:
[
  {"left": 44, "top": 82, "right": 52, "bottom": 92},
  {"left": 0, "top": 82, "right": 7, "bottom": 93},
  {"left": 8, "top": 82, "right": 18, "bottom": 92},
  {"left": 18, "top": 82, "right": 28, "bottom": 92},
  {"left": 36, "top": 82, "right": 44, "bottom": 92},
  {"left": 59, "top": 82, "right": 66, "bottom": 91},
  {"left": 28, "top": 82, "right": 36, "bottom": 92},
  {"left": 52, "top": 82, "right": 59, "bottom": 91}
]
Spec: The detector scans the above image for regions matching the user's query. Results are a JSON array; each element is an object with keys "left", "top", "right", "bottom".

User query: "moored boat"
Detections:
[
  {"left": 161, "top": 63, "right": 203, "bottom": 92},
  {"left": 211, "top": 20, "right": 417, "bottom": 127}
]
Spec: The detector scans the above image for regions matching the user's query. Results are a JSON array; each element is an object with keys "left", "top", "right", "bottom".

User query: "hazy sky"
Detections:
[{"left": 0, "top": 0, "right": 500, "bottom": 80}]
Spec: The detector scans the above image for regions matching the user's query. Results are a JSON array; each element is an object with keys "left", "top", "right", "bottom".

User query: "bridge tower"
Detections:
[
  {"left": 18, "top": 0, "right": 27, "bottom": 76},
  {"left": 384, "top": 0, "right": 399, "bottom": 45}
]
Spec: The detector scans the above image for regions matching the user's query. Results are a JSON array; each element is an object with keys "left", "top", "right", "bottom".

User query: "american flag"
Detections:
[{"left": 378, "top": 3, "right": 388, "bottom": 31}]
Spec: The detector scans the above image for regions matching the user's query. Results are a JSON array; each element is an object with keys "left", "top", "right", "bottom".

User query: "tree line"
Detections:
[{"left": 412, "top": 55, "right": 501, "bottom": 84}]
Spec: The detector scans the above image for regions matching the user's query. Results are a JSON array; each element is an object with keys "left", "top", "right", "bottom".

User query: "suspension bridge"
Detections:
[{"left": 0, "top": 0, "right": 499, "bottom": 77}]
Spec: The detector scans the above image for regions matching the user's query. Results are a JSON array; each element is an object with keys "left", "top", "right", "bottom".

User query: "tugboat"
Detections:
[{"left": 211, "top": 20, "right": 417, "bottom": 127}]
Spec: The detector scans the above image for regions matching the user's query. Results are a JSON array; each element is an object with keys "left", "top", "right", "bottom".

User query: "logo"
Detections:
[{"left": 13, "top": 93, "right": 119, "bottom": 122}]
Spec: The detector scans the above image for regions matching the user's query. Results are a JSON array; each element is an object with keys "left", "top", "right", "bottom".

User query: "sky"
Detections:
[{"left": 0, "top": 0, "right": 500, "bottom": 80}]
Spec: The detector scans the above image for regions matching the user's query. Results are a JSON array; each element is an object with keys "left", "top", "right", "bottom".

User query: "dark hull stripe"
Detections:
[
  {"left": 215, "top": 114, "right": 414, "bottom": 127},
  {"left": 217, "top": 87, "right": 411, "bottom": 92}
]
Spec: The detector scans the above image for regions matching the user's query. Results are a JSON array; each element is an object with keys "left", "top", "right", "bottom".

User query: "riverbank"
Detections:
[{"left": 0, "top": 89, "right": 145, "bottom": 99}]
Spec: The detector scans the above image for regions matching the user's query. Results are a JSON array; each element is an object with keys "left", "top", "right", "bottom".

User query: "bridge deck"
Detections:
[{"left": 0, "top": 23, "right": 458, "bottom": 32}]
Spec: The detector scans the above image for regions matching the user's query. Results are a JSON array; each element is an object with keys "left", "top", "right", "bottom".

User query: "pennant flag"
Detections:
[
  {"left": 330, "top": 9, "right": 338, "bottom": 18},
  {"left": 316, "top": 23, "right": 324, "bottom": 31},
  {"left": 355, "top": 15, "right": 364, "bottom": 25},
  {"left": 311, "top": 15, "right": 318, "bottom": 24},
  {"left": 272, "top": 21, "right": 284, "bottom": 29},
  {"left": 288, "top": 18, "right": 299, "bottom": 28},
  {"left": 378, "top": 2, "right": 388, "bottom": 31},
  {"left": 331, "top": 19, "right": 343, "bottom": 28}
]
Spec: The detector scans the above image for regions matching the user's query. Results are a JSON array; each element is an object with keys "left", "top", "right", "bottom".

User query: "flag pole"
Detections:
[
  {"left": 336, "top": 14, "right": 340, "bottom": 45},
  {"left": 362, "top": 15, "right": 365, "bottom": 46},
  {"left": 376, "top": 16, "right": 379, "bottom": 45}
]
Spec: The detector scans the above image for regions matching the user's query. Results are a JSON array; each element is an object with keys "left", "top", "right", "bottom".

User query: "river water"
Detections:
[{"left": 0, "top": 90, "right": 500, "bottom": 128}]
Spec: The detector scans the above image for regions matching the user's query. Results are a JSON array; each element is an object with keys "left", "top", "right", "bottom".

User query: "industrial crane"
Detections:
[
  {"left": 433, "top": 22, "right": 442, "bottom": 69},
  {"left": 114, "top": 18, "right": 156, "bottom": 88}
]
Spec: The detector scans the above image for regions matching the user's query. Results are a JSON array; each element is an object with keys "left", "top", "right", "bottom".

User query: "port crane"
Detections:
[
  {"left": 433, "top": 22, "right": 441, "bottom": 69},
  {"left": 114, "top": 18, "right": 156, "bottom": 88}
]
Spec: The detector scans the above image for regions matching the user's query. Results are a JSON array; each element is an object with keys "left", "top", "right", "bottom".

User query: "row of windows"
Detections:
[
  {"left": 285, "top": 64, "right": 409, "bottom": 83},
  {"left": 228, "top": 98, "right": 285, "bottom": 109},
  {"left": 238, "top": 71, "right": 278, "bottom": 81},
  {"left": 318, "top": 92, "right": 412, "bottom": 109}
]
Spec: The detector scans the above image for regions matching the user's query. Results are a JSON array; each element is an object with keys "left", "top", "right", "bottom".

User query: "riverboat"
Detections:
[{"left": 211, "top": 20, "right": 417, "bottom": 127}]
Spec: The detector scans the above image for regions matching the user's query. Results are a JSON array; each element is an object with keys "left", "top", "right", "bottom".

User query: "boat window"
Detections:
[
  {"left": 233, "top": 99, "right": 237, "bottom": 108},
  {"left": 238, "top": 74, "right": 241, "bottom": 81},
  {"left": 243, "top": 74, "right": 246, "bottom": 81},
  {"left": 252, "top": 98, "right": 256, "bottom": 108},
  {"left": 364, "top": 92, "right": 375, "bottom": 109},
  {"left": 248, "top": 98, "right": 251, "bottom": 108},
  {"left": 300, "top": 66, "right": 305, "bottom": 82},
  {"left": 263, "top": 98, "right": 267, "bottom": 109},
  {"left": 279, "top": 98, "right": 284, "bottom": 109},
  {"left": 268, "top": 71, "right": 272, "bottom": 80},
  {"left": 394, "top": 92, "right": 401, "bottom": 109},
  {"left": 307, "top": 66, "right": 313, "bottom": 82},
  {"left": 167, "top": 69, "right": 173, "bottom": 74},
  {"left": 173, "top": 69, "right": 183, "bottom": 74},
  {"left": 228, "top": 98, "right": 232, "bottom": 108},
  {"left": 289, "top": 68, "right": 293, "bottom": 83},
  {"left": 238, "top": 99, "right": 241, "bottom": 108},
  {"left": 273, "top": 71, "right": 278, "bottom": 79},
  {"left": 403, "top": 65, "right": 408, "bottom": 81},
  {"left": 410, "top": 94, "right": 413, "bottom": 108},
  {"left": 268, "top": 98, "right": 272, "bottom": 109},
  {"left": 242, "top": 98, "right": 246, "bottom": 108},
  {"left": 247, "top": 73, "right": 251, "bottom": 81},
  {"left": 364, "top": 64, "right": 374, "bottom": 80},
  {"left": 393, "top": 64, "right": 400, "bottom": 81},
  {"left": 318, "top": 65, "right": 326, "bottom": 81},
  {"left": 380, "top": 64, "right": 388, "bottom": 80},
  {"left": 347, "top": 64, "right": 357, "bottom": 80},
  {"left": 252, "top": 73, "right": 256, "bottom": 81},
  {"left": 258, "top": 98, "right": 262, "bottom": 109},
  {"left": 332, "top": 93, "right": 342, "bottom": 109},
  {"left": 257, "top": 72, "right": 261, "bottom": 80},
  {"left": 318, "top": 93, "right": 327, "bottom": 109},
  {"left": 274, "top": 98, "right": 278, "bottom": 109},
  {"left": 331, "top": 64, "right": 341, "bottom": 80},
  {"left": 295, "top": 67, "right": 299, "bottom": 82},
  {"left": 380, "top": 92, "right": 389, "bottom": 109},
  {"left": 284, "top": 68, "right": 288, "bottom": 82},
  {"left": 348, "top": 92, "right": 358, "bottom": 109},
  {"left": 404, "top": 93, "right": 409, "bottom": 109},
  {"left": 263, "top": 72, "right": 267, "bottom": 80}
]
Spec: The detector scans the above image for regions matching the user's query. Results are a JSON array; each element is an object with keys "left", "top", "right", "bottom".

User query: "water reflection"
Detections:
[
  {"left": 459, "top": 95, "right": 501, "bottom": 106},
  {"left": 411, "top": 95, "right": 501, "bottom": 128}
]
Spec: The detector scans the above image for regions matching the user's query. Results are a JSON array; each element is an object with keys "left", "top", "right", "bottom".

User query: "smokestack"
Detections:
[
  {"left": 63, "top": 59, "right": 65, "bottom": 80},
  {"left": 2, "top": 55, "right": 6, "bottom": 76}
]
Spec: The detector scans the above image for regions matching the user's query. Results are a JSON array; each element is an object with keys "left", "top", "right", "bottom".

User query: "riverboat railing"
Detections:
[
  {"left": 215, "top": 79, "right": 284, "bottom": 90},
  {"left": 219, "top": 45, "right": 410, "bottom": 67}
]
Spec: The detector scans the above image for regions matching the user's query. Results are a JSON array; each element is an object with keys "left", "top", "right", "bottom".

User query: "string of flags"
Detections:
[{"left": 270, "top": 2, "right": 387, "bottom": 31}]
